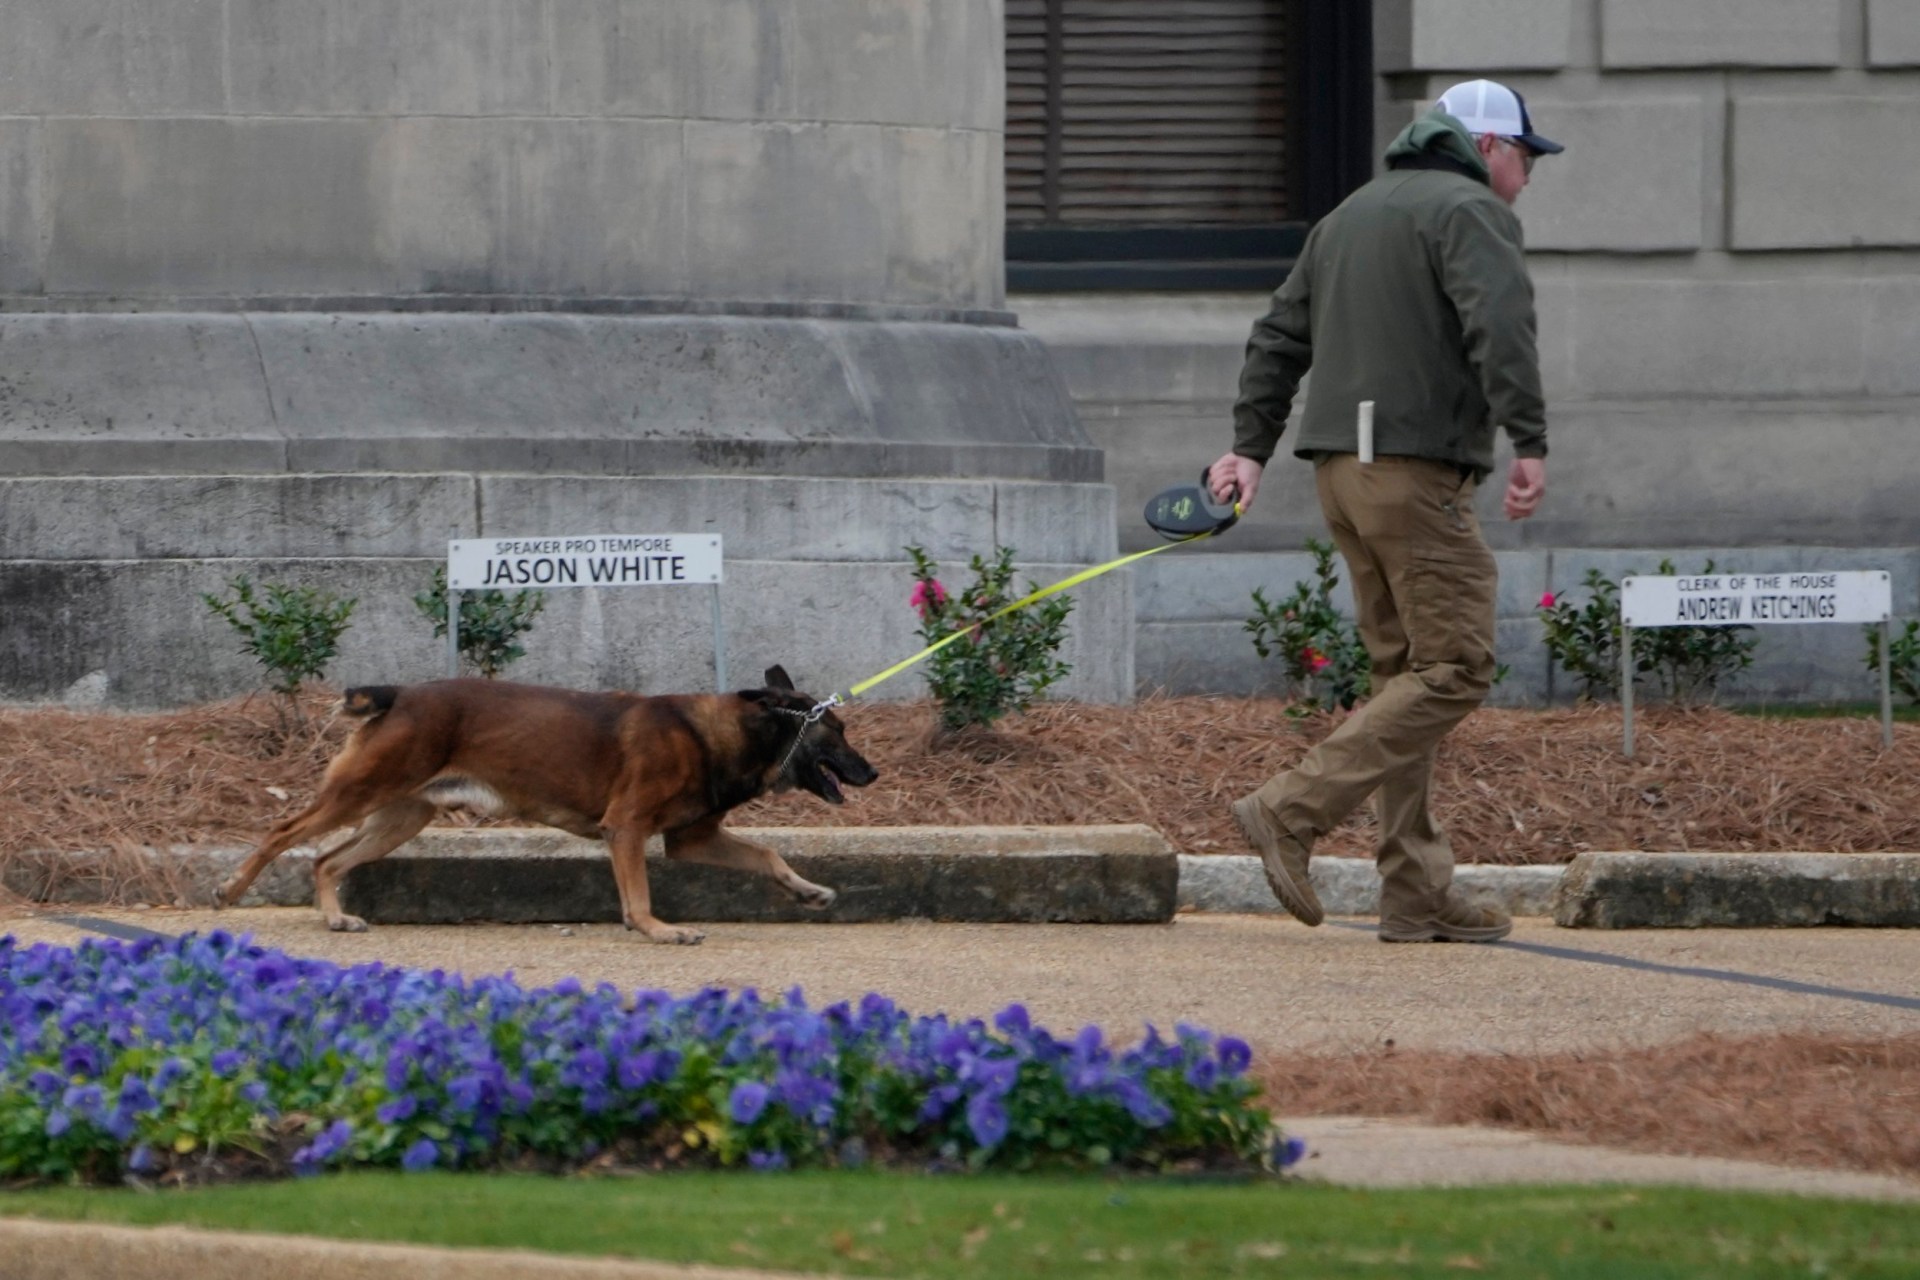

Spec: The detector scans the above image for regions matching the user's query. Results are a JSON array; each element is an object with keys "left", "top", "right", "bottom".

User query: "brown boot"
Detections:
[
  {"left": 1379, "top": 894, "right": 1512, "bottom": 944},
  {"left": 1230, "top": 796, "right": 1324, "bottom": 927}
]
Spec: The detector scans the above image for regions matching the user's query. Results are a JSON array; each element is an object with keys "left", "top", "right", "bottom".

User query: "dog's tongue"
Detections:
[{"left": 818, "top": 765, "right": 845, "bottom": 804}]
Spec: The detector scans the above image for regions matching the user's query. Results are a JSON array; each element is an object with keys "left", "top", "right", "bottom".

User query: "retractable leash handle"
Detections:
[
  {"left": 1141, "top": 467, "right": 1242, "bottom": 541},
  {"left": 1203, "top": 464, "right": 1246, "bottom": 524}
]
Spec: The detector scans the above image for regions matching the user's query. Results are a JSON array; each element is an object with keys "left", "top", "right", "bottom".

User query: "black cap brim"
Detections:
[{"left": 1510, "top": 88, "right": 1563, "bottom": 156}]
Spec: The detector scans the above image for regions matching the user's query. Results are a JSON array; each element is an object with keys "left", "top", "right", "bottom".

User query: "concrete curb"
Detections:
[
  {"left": 0, "top": 1216, "right": 811, "bottom": 1280},
  {"left": 13, "top": 834, "right": 1920, "bottom": 927},
  {"left": 1552, "top": 852, "right": 1920, "bottom": 928},
  {"left": 6, "top": 827, "right": 1181, "bottom": 926},
  {"left": 1177, "top": 855, "right": 1565, "bottom": 919},
  {"left": 342, "top": 826, "right": 1178, "bottom": 926}
]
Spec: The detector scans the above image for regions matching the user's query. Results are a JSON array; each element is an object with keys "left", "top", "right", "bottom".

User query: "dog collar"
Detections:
[{"left": 769, "top": 696, "right": 841, "bottom": 775}]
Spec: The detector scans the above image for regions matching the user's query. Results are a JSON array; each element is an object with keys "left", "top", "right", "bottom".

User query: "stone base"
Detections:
[
  {"left": 0, "top": 531, "right": 1132, "bottom": 708},
  {"left": 0, "top": 307, "right": 1125, "bottom": 708}
]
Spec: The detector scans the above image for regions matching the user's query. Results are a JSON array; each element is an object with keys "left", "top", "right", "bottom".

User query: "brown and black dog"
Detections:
[{"left": 216, "top": 666, "right": 878, "bottom": 944}]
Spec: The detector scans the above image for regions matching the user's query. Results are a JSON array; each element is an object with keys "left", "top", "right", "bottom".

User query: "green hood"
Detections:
[{"left": 1382, "top": 108, "right": 1489, "bottom": 180}]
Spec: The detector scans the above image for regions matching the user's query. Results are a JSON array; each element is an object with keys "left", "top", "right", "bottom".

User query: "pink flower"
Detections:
[
  {"left": 1539, "top": 591, "right": 1557, "bottom": 610},
  {"left": 909, "top": 579, "right": 948, "bottom": 620},
  {"left": 1302, "top": 647, "right": 1331, "bottom": 674}
]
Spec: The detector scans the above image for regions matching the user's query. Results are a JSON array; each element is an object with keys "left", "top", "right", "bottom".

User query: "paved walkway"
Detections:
[
  {"left": 7, "top": 906, "right": 1919, "bottom": 1204},
  {"left": 13, "top": 907, "right": 1917, "bottom": 1054},
  {"left": 1286, "top": 1117, "right": 1920, "bottom": 1201}
]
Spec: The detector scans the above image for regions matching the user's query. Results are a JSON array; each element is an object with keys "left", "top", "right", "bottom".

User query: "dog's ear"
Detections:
[
  {"left": 763, "top": 665, "right": 795, "bottom": 691},
  {"left": 737, "top": 688, "right": 771, "bottom": 703}
]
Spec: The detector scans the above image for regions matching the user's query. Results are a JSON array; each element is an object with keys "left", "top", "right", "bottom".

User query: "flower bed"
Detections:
[
  {"left": 5, "top": 698, "right": 1916, "bottom": 898},
  {"left": 0, "top": 931, "right": 1292, "bottom": 1185}
]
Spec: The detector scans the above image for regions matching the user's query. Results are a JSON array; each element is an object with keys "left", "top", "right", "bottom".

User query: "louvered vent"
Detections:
[{"left": 1007, "top": 0, "right": 1291, "bottom": 227}]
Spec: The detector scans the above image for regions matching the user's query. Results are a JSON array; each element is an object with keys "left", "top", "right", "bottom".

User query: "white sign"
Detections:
[
  {"left": 446, "top": 534, "right": 723, "bottom": 590},
  {"left": 1621, "top": 570, "right": 1891, "bottom": 628}
]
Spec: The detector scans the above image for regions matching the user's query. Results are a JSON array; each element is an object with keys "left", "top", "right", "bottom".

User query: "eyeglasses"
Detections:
[{"left": 1500, "top": 137, "right": 1536, "bottom": 176}]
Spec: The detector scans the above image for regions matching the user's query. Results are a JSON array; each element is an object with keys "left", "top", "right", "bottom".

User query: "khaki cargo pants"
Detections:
[{"left": 1251, "top": 454, "right": 1499, "bottom": 920}]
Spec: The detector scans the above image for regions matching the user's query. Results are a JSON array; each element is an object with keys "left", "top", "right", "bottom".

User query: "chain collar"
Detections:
[{"left": 769, "top": 695, "right": 843, "bottom": 777}]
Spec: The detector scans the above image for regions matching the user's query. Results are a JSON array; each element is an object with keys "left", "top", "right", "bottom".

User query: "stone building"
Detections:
[
  {"left": 0, "top": 0, "right": 1126, "bottom": 707},
  {"left": 2, "top": 0, "right": 1914, "bottom": 708},
  {"left": 1025, "top": 0, "right": 1920, "bottom": 702}
]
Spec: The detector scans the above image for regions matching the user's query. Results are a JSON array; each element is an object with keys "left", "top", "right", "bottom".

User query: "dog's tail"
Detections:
[{"left": 341, "top": 685, "right": 401, "bottom": 718}]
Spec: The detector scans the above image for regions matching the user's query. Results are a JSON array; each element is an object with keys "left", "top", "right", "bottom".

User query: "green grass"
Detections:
[{"left": 6, "top": 1171, "right": 1919, "bottom": 1279}]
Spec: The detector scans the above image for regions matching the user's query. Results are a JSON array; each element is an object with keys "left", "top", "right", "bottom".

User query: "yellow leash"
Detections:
[{"left": 840, "top": 518, "right": 1234, "bottom": 702}]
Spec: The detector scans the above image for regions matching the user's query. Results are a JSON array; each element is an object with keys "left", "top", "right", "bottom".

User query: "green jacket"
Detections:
[{"left": 1231, "top": 109, "right": 1547, "bottom": 478}]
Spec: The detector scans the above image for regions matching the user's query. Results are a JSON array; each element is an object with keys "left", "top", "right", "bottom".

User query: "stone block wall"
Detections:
[
  {"left": 0, "top": 0, "right": 1003, "bottom": 309},
  {"left": 1596, "top": 0, "right": 1847, "bottom": 68},
  {"left": 1, "top": 473, "right": 1130, "bottom": 709}
]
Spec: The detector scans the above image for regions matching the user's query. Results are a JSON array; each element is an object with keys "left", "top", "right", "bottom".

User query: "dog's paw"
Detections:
[
  {"left": 622, "top": 917, "right": 706, "bottom": 948},
  {"left": 649, "top": 925, "right": 705, "bottom": 945},
  {"left": 792, "top": 881, "right": 837, "bottom": 910},
  {"left": 326, "top": 913, "right": 370, "bottom": 933},
  {"left": 630, "top": 919, "right": 706, "bottom": 945}
]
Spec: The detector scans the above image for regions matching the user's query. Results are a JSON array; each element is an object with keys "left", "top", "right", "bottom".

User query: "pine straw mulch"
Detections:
[
  {"left": 1257, "top": 1032, "right": 1920, "bottom": 1181},
  {"left": 2, "top": 690, "right": 1917, "bottom": 878}
]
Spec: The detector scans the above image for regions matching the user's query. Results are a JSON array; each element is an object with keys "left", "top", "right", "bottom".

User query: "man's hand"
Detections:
[
  {"left": 1207, "top": 452, "right": 1265, "bottom": 514},
  {"left": 1504, "top": 457, "right": 1546, "bottom": 520}
]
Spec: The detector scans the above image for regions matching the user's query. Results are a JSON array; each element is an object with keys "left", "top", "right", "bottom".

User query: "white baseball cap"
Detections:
[{"left": 1433, "top": 79, "right": 1563, "bottom": 155}]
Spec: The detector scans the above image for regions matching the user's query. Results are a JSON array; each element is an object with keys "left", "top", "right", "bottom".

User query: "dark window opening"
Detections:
[{"left": 1007, "top": 0, "right": 1373, "bottom": 291}]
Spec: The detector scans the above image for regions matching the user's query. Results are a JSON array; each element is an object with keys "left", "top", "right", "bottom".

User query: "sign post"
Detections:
[
  {"left": 1618, "top": 569, "right": 1894, "bottom": 757},
  {"left": 1880, "top": 619, "right": 1894, "bottom": 749},
  {"left": 447, "top": 590, "right": 461, "bottom": 680},
  {"left": 445, "top": 533, "right": 726, "bottom": 689}
]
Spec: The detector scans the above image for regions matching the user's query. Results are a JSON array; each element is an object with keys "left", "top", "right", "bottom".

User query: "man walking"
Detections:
[{"left": 1206, "top": 79, "right": 1560, "bottom": 943}]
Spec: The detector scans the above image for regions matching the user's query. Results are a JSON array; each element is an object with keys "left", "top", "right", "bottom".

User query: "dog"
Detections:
[{"left": 216, "top": 666, "right": 878, "bottom": 944}]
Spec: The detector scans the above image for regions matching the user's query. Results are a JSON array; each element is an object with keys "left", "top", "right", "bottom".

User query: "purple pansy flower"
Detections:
[
  {"left": 966, "top": 1093, "right": 1009, "bottom": 1149},
  {"left": 1, "top": 933, "right": 1274, "bottom": 1181},
  {"left": 729, "top": 1081, "right": 771, "bottom": 1125}
]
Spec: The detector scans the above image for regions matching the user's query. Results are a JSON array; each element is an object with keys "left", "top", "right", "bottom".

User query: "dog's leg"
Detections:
[
  {"left": 605, "top": 826, "right": 705, "bottom": 945},
  {"left": 665, "top": 817, "right": 837, "bottom": 910},
  {"left": 310, "top": 797, "right": 437, "bottom": 932},
  {"left": 218, "top": 792, "right": 379, "bottom": 909}
]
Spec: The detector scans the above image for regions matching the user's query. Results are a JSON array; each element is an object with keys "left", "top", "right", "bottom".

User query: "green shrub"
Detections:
[
  {"left": 414, "top": 567, "right": 546, "bottom": 678},
  {"left": 1865, "top": 619, "right": 1920, "bottom": 705},
  {"left": 1536, "top": 568, "right": 1624, "bottom": 701},
  {"left": 1245, "top": 538, "right": 1371, "bottom": 714},
  {"left": 905, "top": 545, "right": 1073, "bottom": 735},
  {"left": 203, "top": 575, "right": 356, "bottom": 727},
  {"left": 1539, "top": 558, "right": 1757, "bottom": 705}
]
